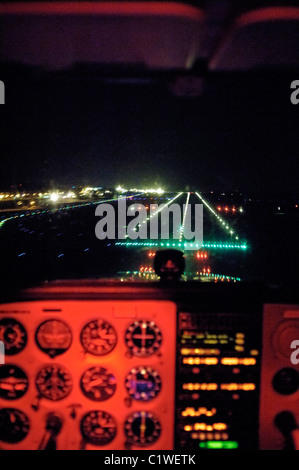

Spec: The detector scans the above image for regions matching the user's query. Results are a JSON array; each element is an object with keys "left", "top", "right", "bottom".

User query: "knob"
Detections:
[
  {"left": 275, "top": 411, "right": 299, "bottom": 450},
  {"left": 272, "top": 368, "right": 299, "bottom": 395},
  {"left": 38, "top": 413, "right": 63, "bottom": 450}
]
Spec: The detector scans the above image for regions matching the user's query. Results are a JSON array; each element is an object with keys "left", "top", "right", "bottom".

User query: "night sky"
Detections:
[{"left": 1, "top": 68, "right": 299, "bottom": 193}]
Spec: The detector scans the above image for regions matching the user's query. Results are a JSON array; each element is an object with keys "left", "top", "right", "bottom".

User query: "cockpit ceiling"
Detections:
[
  {"left": 210, "top": 7, "right": 299, "bottom": 71},
  {"left": 0, "top": 2, "right": 299, "bottom": 71}
]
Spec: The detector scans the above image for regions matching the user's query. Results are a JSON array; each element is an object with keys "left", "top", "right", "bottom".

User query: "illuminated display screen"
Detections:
[
  {"left": 181, "top": 330, "right": 246, "bottom": 353},
  {"left": 176, "top": 312, "right": 261, "bottom": 450},
  {"left": 199, "top": 441, "right": 239, "bottom": 449}
]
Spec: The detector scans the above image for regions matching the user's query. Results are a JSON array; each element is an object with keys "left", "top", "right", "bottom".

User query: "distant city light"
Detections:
[
  {"left": 63, "top": 191, "right": 76, "bottom": 199},
  {"left": 50, "top": 193, "right": 59, "bottom": 202}
]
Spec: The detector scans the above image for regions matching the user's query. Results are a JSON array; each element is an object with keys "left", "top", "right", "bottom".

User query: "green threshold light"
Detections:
[
  {"left": 115, "top": 241, "right": 247, "bottom": 251},
  {"left": 199, "top": 441, "right": 239, "bottom": 449}
]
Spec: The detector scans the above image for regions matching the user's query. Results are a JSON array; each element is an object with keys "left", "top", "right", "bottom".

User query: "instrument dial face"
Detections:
[
  {"left": 125, "top": 366, "right": 161, "bottom": 401},
  {"left": 0, "top": 318, "right": 27, "bottom": 355},
  {"left": 80, "top": 319, "right": 117, "bottom": 356},
  {"left": 125, "top": 321, "right": 162, "bottom": 356},
  {"left": 272, "top": 367, "right": 299, "bottom": 395},
  {"left": 80, "top": 367, "right": 117, "bottom": 401},
  {"left": 80, "top": 410, "right": 117, "bottom": 446},
  {"left": 0, "top": 408, "right": 30, "bottom": 443},
  {"left": 35, "top": 364, "right": 72, "bottom": 401},
  {"left": 124, "top": 411, "right": 161, "bottom": 446},
  {"left": 0, "top": 365, "right": 29, "bottom": 400},
  {"left": 35, "top": 319, "right": 72, "bottom": 358}
]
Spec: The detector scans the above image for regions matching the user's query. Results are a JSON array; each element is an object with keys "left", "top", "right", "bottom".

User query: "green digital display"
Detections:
[{"left": 199, "top": 441, "right": 239, "bottom": 449}]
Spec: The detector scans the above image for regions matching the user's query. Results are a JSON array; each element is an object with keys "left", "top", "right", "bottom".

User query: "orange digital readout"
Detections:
[
  {"left": 180, "top": 348, "right": 221, "bottom": 356},
  {"left": 184, "top": 423, "right": 227, "bottom": 432},
  {"left": 220, "top": 383, "right": 256, "bottom": 391},
  {"left": 182, "top": 357, "right": 219, "bottom": 365},
  {"left": 181, "top": 407, "right": 217, "bottom": 417},
  {"left": 182, "top": 383, "right": 218, "bottom": 391},
  {"left": 221, "top": 357, "right": 256, "bottom": 366}
]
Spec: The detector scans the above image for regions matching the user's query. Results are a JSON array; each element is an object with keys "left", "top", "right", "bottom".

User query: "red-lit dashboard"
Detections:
[
  {"left": 0, "top": 282, "right": 298, "bottom": 450},
  {"left": 0, "top": 299, "right": 176, "bottom": 450}
]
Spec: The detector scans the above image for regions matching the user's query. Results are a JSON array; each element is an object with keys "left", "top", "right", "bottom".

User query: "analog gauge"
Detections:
[
  {"left": 80, "top": 410, "right": 117, "bottom": 446},
  {"left": 125, "top": 366, "right": 161, "bottom": 401},
  {"left": 80, "top": 319, "right": 117, "bottom": 356},
  {"left": 124, "top": 411, "right": 161, "bottom": 446},
  {"left": 272, "top": 368, "right": 299, "bottom": 395},
  {"left": 35, "top": 319, "right": 72, "bottom": 358},
  {"left": 0, "top": 365, "right": 29, "bottom": 400},
  {"left": 80, "top": 367, "right": 117, "bottom": 401},
  {"left": 125, "top": 320, "right": 162, "bottom": 356},
  {"left": 0, "top": 318, "right": 27, "bottom": 355},
  {"left": 0, "top": 408, "right": 30, "bottom": 443},
  {"left": 35, "top": 364, "right": 72, "bottom": 401}
]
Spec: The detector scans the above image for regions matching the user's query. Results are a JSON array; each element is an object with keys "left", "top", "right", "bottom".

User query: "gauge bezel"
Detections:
[
  {"left": 0, "top": 408, "right": 30, "bottom": 443},
  {"left": 80, "top": 366, "right": 117, "bottom": 401},
  {"left": 125, "top": 320, "right": 162, "bottom": 357},
  {"left": 35, "top": 363, "right": 73, "bottom": 401},
  {"left": 125, "top": 366, "right": 162, "bottom": 401},
  {"left": 80, "top": 318, "right": 118, "bottom": 356},
  {"left": 0, "top": 318, "right": 27, "bottom": 355},
  {"left": 80, "top": 410, "right": 117, "bottom": 446},
  {"left": 0, "top": 363, "right": 29, "bottom": 400},
  {"left": 124, "top": 411, "right": 162, "bottom": 447},
  {"left": 35, "top": 318, "right": 73, "bottom": 358}
]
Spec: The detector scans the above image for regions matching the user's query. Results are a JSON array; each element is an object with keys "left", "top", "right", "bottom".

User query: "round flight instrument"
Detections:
[
  {"left": 35, "top": 319, "right": 72, "bottom": 358},
  {"left": 0, "top": 365, "right": 29, "bottom": 400},
  {"left": 272, "top": 367, "right": 299, "bottom": 395},
  {"left": 125, "top": 366, "right": 161, "bottom": 401},
  {"left": 80, "top": 367, "right": 117, "bottom": 401},
  {"left": 0, "top": 408, "right": 30, "bottom": 443},
  {"left": 80, "top": 410, "right": 117, "bottom": 446},
  {"left": 125, "top": 320, "right": 162, "bottom": 356},
  {"left": 0, "top": 318, "right": 27, "bottom": 355},
  {"left": 272, "top": 321, "right": 299, "bottom": 359},
  {"left": 35, "top": 364, "right": 72, "bottom": 401},
  {"left": 80, "top": 319, "right": 117, "bottom": 356},
  {"left": 124, "top": 411, "right": 161, "bottom": 446}
]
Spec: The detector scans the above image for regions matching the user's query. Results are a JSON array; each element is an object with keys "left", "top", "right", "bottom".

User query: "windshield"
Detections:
[{"left": 1, "top": 1, "right": 299, "bottom": 289}]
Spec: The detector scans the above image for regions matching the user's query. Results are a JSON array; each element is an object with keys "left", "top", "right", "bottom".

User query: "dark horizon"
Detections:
[
  {"left": 0, "top": 182, "right": 298, "bottom": 200},
  {"left": 1, "top": 66, "right": 299, "bottom": 194}
]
